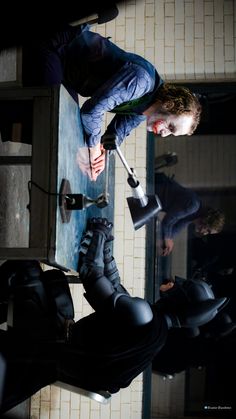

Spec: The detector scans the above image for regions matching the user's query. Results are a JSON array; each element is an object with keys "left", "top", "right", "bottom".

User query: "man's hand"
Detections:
[
  {"left": 78, "top": 218, "right": 113, "bottom": 275},
  {"left": 76, "top": 146, "right": 93, "bottom": 180},
  {"left": 160, "top": 282, "right": 174, "bottom": 292},
  {"left": 89, "top": 144, "right": 106, "bottom": 181},
  {"left": 160, "top": 279, "right": 175, "bottom": 292},
  {"left": 156, "top": 238, "right": 174, "bottom": 256},
  {"left": 162, "top": 238, "right": 174, "bottom": 256}
]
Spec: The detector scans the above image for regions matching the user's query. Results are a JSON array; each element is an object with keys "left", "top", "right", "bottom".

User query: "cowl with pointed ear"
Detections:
[
  {"left": 154, "top": 278, "right": 227, "bottom": 330},
  {"left": 200, "top": 311, "right": 236, "bottom": 339}
]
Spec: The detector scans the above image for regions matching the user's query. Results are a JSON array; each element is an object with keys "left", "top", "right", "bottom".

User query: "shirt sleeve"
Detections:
[
  {"left": 80, "top": 62, "right": 154, "bottom": 147},
  {"left": 161, "top": 199, "right": 200, "bottom": 239},
  {"left": 105, "top": 114, "right": 146, "bottom": 145}
]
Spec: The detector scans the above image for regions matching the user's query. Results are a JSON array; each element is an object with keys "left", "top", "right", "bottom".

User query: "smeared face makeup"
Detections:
[
  {"left": 195, "top": 223, "right": 218, "bottom": 236},
  {"left": 146, "top": 113, "right": 194, "bottom": 137},
  {"left": 152, "top": 119, "right": 165, "bottom": 135}
]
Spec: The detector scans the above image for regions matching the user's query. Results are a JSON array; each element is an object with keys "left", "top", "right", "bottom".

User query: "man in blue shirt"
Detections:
[
  {"left": 155, "top": 172, "right": 225, "bottom": 256},
  {"left": 22, "top": 24, "right": 202, "bottom": 180}
]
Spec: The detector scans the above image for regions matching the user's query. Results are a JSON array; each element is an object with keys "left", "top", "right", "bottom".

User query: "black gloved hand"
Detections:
[
  {"left": 78, "top": 218, "right": 113, "bottom": 274},
  {"left": 87, "top": 217, "right": 113, "bottom": 238},
  {"left": 78, "top": 218, "right": 113, "bottom": 258}
]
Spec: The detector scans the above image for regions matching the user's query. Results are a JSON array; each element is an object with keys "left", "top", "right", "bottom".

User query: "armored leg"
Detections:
[
  {"left": 79, "top": 218, "right": 153, "bottom": 326},
  {"left": 103, "top": 238, "right": 128, "bottom": 296}
]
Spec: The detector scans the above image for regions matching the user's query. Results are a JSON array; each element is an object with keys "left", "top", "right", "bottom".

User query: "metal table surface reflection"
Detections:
[
  {"left": 53, "top": 85, "right": 115, "bottom": 271},
  {"left": 0, "top": 84, "right": 114, "bottom": 272}
]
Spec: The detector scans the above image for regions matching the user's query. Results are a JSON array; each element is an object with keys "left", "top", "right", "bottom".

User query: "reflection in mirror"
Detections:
[{"left": 148, "top": 83, "right": 236, "bottom": 418}]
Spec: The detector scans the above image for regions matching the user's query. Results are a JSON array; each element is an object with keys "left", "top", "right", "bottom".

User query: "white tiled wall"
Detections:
[{"left": 32, "top": 0, "right": 236, "bottom": 418}]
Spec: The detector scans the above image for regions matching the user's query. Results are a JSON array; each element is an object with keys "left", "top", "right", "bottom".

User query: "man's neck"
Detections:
[{"left": 143, "top": 100, "right": 164, "bottom": 116}]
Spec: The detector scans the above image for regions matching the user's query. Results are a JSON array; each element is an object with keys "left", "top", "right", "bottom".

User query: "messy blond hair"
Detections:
[
  {"left": 156, "top": 83, "right": 202, "bottom": 134},
  {"left": 200, "top": 207, "right": 225, "bottom": 233}
]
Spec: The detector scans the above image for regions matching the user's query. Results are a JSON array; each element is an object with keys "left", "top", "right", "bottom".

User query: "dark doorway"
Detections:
[
  {"left": 185, "top": 186, "right": 236, "bottom": 417},
  {"left": 183, "top": 82, "right": 236, "bottom": 135}
]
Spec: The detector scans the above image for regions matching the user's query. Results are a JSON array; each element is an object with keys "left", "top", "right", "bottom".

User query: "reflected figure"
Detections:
[
  {"left": 152, "top": 300, "right": 236, "bottom": 414},
  {"left": 154, "top": 276, "right": 236, "bottom": 378},
  {"left": 155, "top": 172, "right": 225, "bottom": 256}
]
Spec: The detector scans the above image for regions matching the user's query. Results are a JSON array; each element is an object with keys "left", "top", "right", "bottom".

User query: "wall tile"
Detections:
[
  {"left": 204, "top": 0, "right": 214, "bottom": 15},
  {"left": 165, "top": 2, "right": 175, "bottom": 17},
  {"left": 214, "top": 37, "right": 225, "bottom": 73},
  {"left": 214, "top": 0, "right": 224, "bottom": 21},
  {"left": 194, "top": 0, "right": 204, "bottom": 22},
  {"left": 165, "top": 46, "right": 175, "bottom": 62},
  {"left": 214, "top": 22, "right": 224, "bottom": 38},
  {"left": 115, "top": 25, "right": 125, "bottom": 42},
  {"left": 224, "top": 0, "right": 234, "bottom": 15},
  {"left": 145, "top": 17, "right": 155, "bottom": 47},
  {"left": 185, "top": 16, "right": 194, "bottom": 46},
  {"left": 195, "top": 22, "right": 204, "bottom": 38},
  {"left": 155, "top": 0, "right": 165, "bottom": 25},
  {"left": 224, "top": 15, "right": 234, "bottom": 45},
  {"left": 125, "top": 18, "right": 135, "bottom": 48},
  {"left": 136, "top": 23, "right": 145, "bottom": 40},
  {"left": 225, "top": 45, "right": 235, "bottom": 60},
  {"left": 165, "top": 17, "right": 175, "bottom": 46},
  {"left": 175, "top": 40, "right": 185, "bottom": 74},
  {"left": 185, "top": 46, "right": 194, "bottom": 63},
  {"left": 146, "top": 2, "right": 155, "bottom": 16},
  {"left": 175, "top": 0, "right": 184, "bottom": 24},
  {"left": 185, "top": 1, "right": 194, "bottom": 17},
  {"left": 175, "top": 23, "right": 184, "bottom": 39}
]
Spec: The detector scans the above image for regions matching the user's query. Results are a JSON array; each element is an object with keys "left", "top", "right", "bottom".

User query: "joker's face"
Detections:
[{"left": 147, "top": 113, "right": 194, "bottom": 137}]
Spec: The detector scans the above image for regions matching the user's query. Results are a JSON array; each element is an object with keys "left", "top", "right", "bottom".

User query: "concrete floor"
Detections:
[
  {"left": 0, "top": 138, "right": 32, "bottom": 418},
  {"left": 0, "top": 138, "right": 31, "bottom": 249}
]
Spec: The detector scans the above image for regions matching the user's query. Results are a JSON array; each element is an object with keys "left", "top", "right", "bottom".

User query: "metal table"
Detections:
[{"left": 0, "top": 84, "right": 114, "bottom": 271}]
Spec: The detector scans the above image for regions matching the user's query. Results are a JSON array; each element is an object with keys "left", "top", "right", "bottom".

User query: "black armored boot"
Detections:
[
  {"left": 103, "top": 237, "right": 129, "bottom": 296},
  {"left": 78, "top": 218, "right": 115, "bottom": 311},
  {"left": 78, "top": 218, "right": 153, "bottom": 326}
]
